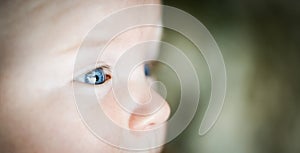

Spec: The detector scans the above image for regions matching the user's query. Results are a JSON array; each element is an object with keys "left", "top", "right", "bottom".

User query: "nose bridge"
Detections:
[
  {"left": 128, "top": 65, "right": 151, "bottom": 104},
  {"left": 128, "top": 80, "right": 151, "bottom": 105}
]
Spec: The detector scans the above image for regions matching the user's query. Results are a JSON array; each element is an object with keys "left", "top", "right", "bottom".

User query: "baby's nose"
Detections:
[
  {"left": 115, "top": 65, "right": 170, "bottom": 130},
  {"left": 128, "top": 85, "right": 171, "bottom": 130}
]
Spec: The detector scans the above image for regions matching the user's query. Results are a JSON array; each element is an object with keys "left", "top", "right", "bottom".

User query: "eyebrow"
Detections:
[{"left": 59, "top": 39, "right": 107, "bottom": 56}]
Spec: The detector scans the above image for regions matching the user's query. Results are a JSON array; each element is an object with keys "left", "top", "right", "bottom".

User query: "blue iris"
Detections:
[
  {"left": 84, "top": 68, "right": 106, "bottom": 85},
  {"left": 144, "top": 63, "right": 151, "bottom": 76}
]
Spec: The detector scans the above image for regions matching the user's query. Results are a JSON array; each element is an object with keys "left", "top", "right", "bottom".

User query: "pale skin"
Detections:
[{"left": 0, "top": 0, "right": 170, "bottom": 153}]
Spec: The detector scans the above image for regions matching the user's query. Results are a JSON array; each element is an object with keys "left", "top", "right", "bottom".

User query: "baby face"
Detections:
[{"left": 0, "top": 0, "right": 170, "bottom": 153}]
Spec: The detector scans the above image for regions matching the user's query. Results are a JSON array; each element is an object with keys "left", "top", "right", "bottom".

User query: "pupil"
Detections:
[
  {"left": 95, "top": 75, "right": 99, "bottom": 82},
  {"left": 84, "top": 68, "right": 106, "bottom": 85}
]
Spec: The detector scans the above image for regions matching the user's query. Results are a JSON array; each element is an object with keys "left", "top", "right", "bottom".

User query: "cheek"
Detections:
[
  {"left": 0, "top": 83, "right": 114, "bottom": 153},
  {"left": 100, "top": 89, "right": 131, "bottom": 129}
]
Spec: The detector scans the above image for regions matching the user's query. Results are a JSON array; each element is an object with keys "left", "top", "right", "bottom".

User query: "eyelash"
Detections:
[{"left": 76, "top": 63, "right": 152, "bottom": 86}]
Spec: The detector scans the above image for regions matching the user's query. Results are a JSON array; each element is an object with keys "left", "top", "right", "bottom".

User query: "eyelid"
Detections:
[
  {"left": 145, "top": 61, "right": 157, "bottom": 71},
  {"left": 73, "top": 63, "right": 111, "bottom": 80}
]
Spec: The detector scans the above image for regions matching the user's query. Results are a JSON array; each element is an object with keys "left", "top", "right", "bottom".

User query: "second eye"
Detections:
[{"left": 144, "top": 63, "right": 151, "bottom": 77}]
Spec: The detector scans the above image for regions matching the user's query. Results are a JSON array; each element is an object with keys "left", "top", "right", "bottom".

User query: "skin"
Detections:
[{"left": 0, "top": 0, "right": 170, "bottom": 153}]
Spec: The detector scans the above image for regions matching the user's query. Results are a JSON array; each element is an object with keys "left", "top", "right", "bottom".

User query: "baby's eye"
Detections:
[
  {"left": 144, "top": 63, "right": 151, "bottom": 77},
  {"left": 76, "top": 68, "right": 110, "bottom": 85}
]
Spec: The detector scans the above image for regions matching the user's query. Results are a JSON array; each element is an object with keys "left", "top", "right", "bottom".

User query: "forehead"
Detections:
[{"left": 0, "top": 0, "right": 161, "bottom": 57}]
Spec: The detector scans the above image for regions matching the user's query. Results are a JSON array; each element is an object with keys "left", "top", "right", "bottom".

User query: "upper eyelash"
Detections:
[{"left": 73, "top": 63, "right": 111, "bottom": 79}]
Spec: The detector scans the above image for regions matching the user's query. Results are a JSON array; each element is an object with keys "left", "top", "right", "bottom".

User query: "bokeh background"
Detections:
[{"left": 155, "top": 0, "right": 300, "bottom": 153}]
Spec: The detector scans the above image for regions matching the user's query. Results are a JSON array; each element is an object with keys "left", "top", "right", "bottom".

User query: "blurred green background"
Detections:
[{"left": 155, "top": 0, "right": 300, "bottom": 153}]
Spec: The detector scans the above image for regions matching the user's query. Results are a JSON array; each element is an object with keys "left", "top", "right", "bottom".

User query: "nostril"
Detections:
[
  {"left": 144, "top": 122, "right": 156, "bottom": 130},
  {"left": 128, "top": 115, "right": 154, "bottom": 130},
  {"left": 128, "top": 102, "right": 170, "bottom": 131},
  {"left": 149, "top": 122, "right": 156, "bottom": 126}
]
